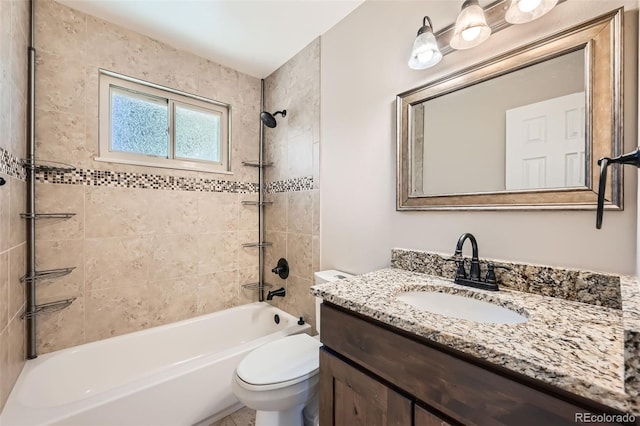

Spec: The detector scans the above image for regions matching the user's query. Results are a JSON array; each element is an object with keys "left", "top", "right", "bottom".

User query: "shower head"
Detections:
[{"left": 260, "top": 110, "right": 287, "bottom": 128}]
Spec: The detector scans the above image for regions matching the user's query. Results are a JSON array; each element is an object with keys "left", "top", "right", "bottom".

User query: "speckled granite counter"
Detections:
[{"left": 311, "top": 268, "right": 638, "bottom": 415}]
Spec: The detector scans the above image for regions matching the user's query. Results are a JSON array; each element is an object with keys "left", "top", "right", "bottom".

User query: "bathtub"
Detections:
[{"left": 0, "top": 302, "right": 310, "bottom": 426}]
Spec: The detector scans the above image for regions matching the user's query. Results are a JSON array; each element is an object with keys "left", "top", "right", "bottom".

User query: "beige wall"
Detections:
[
  {"left": 33, "top": 0, "right": 261, "bottom": 353},
  {"left": 321, "top": 0, "right": 638, "bottom": 275},
  {"left": 0, "top": 0, "right": 29, "bottom": 412},
  {"left": 264, "top": 39, "right": 321, "bottom": 332}
]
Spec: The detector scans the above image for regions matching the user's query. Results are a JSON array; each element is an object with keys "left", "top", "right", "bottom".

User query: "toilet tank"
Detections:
[{"left": 314, "top": 270, "right": 353, "bottom": 335}]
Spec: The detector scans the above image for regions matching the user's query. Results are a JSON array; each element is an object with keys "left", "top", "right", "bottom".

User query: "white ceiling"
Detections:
[{"left": 57, "top": 0, "right": 364, "bottom": 78}]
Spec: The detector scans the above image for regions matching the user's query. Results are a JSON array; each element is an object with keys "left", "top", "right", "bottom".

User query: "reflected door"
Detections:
[{"left": 505, "top": 92, "right": 586, "bottom": 190}]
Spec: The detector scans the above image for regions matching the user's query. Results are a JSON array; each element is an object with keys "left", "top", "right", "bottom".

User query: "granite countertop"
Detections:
[{"left": 311, "top": 268, "right": 636, "bottom": 415}]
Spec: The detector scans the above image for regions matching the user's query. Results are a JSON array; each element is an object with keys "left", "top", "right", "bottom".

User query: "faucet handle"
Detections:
[
  {"left": 446, "top": 257, "right": 467, "bottom": 279},
  {"left": 484, "top": 263, "right": 512, "bottom": 284}
]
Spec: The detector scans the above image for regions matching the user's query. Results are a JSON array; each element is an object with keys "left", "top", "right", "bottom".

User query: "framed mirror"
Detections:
[{"left": 397, "top": 8, "right": 623, "bottom": 210}]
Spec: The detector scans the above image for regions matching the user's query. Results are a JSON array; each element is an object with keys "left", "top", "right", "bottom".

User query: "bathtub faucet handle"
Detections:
[{"left": 271, "top": 258, "right": 289, "bottom": 279}]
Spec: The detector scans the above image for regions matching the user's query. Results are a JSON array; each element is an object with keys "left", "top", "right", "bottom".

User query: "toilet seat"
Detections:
[{"left": 236, "top": 334, "right": 322, "bottom": 391}]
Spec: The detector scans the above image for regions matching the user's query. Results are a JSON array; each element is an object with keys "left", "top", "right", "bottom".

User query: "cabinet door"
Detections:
[
  {"left": 319, "top": 348, "right": 412, "bottom": 426},
  {"left": 414, "top": 405, "right": 452, "bottom": 426}
]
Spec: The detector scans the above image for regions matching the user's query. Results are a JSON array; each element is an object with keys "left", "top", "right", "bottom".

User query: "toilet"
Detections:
[{"left": 232, "top": 270, "right": 353, "bottom": 426}]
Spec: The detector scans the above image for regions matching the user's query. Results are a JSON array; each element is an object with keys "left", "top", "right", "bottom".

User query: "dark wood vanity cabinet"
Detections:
[{"left": 319, "top": 302, "right": 632, "bottom": 426}]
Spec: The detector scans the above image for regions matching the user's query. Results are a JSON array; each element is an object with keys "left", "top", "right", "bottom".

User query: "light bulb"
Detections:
[
  {"left": 518, "top": 0, "right": 542, "bottom": 13},
  {"left": 462, "top": 26, "right": 481, "bottom": 41},
  {"left": 417, "top": 50, "right": 434, "bottom": 63}
]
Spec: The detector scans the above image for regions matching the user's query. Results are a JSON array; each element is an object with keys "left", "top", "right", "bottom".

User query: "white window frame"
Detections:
[{"left": 97, "top": 70, "right": 232, "bottom": 174}]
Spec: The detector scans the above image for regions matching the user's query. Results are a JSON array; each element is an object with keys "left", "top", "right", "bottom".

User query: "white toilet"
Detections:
[{"left": 232, "top": 270, "right": 353, "bottom": 426}]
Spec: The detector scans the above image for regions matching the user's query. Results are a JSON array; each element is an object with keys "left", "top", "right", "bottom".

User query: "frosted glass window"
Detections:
[
  {"left": 99, "top": 71, "right": 230, "bottom": 174},
  {"left": 111, "top": 88, "right": 169, "bottom": 157},
  {"left": 174, "top": 103, "right": 221, "bottom": 163}
]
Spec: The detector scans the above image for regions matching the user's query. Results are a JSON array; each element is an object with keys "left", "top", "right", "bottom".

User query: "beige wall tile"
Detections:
[
  {"left": 287, "top": 233, "right": 312, "bottom": 281},
  {"left": 238, "top": 267, "right": 260, "bottom": 305},
  {"left": 35, "top": 183, "right": 84, "bottom": 241},
  {"left": 238, "top": 193, "right": 259, "bottom": 232},
  {"left": 265, "top": 192, "right": 286, "bottom": 233},
  {"left": 0, "top": 316, "right": 24, "bottom": 409},
  {"left": 197, "top": 232, "right": 238, "bottom": 274},
  {"left": 35, "top": 50, "right": 85, "bottom": 115},
  {"left": 264, "top": 231, "right": 286, "bottom": 280},
  {"left": 148, "top": 234, "right": 198, "bottom": 280},
  {"left": 146, "top": 190, "right": 199, "bottom": 235},
  {"left": 8, "top": 243, "right": 25, "bottom": 321},
  {"left": 0, "top": 252, "right": 8, "bottom": 331},
  {"left": 0, "top": 174, "right": 10, "bottom": 253},
  {"left": 7, "top": 315, "right": 25, "bottom": 395},
  {"left": 287, "top": 191, "right": 312, "bottom": 235},
  {"left": 35, "top": 239, "right": 84, "bottom": 302},
  {"left": 10, "top": 81, "right": 27, "bottom": 159},
  {"left": 197, "top": 192, "right": 239, "bottom": 233},
  {"left": 312, "top": 235, "right": 320, "bottom": 274},
  {"left": 312, "top": 189, "right": 320, "bottom": 236},
  {"left": 313, "top": 142, "right": 320, "bottom": 189},
  {"left": 84, "top": 15, "right": 158, "bottom": 78},
  {"left": 35, "top": 0, "right": 86, "bottom": 58},
  {"left": 9, "top": 177, "right": 26, "bottom": 248},
  {"left": 0, "top": 0, "right": 11, "bottom": 86},
  {"left": 35, "top": 109, "right": 86, "bottom": 168},
  {"left": 85, "top": 236, "right": 150, "bottom": 291},
  {"left": 287, "top": 131, "right": 313, "bottom": 178},
  {"left": 85, "top": 285, "right": 155, "bottom": 342},
  {"left": 36, "top": 295, "right": 84, "bottom": 353},
  {"left": 147, "top": 278, "right": 198, "bottom": 326},
  {"left": 9, "top": 11, "right": 28, "bottom": 96},
  {"left": 0, "top": 325, "right": 9, "bottom": 411},
  {"left": 238, "top": 231, "right": 259, "bottom": 269},
  {"left": 0, "top": 81, "right": 11, "bottom": 153},
  {"left": 197, "top": 270, "right": 239, "bottom": 313},
  {"left": 85, "top": 186, "right": 151, "bottom": 238},
  {"left": 284, "top": 275, "right": 315, "bottom": 333}
]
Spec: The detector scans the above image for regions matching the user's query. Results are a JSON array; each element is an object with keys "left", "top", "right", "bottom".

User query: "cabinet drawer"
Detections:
[{"left": 320, "top": 303, "right": 624, "bottom": 426}]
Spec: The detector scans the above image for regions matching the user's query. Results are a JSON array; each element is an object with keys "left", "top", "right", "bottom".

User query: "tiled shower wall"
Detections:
[
  {"left": 264, "top": 39, "right": 321, "bottom": 332},
  {"left": 0, "top": 0, "right": 29, "bottom": 411},
  {"left": 32, "top": 0, "right": 261, "bottom": 354}
]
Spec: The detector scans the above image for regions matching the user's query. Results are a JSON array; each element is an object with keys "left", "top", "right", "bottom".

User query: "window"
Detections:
[{"left": 98, "top": 70, "right": 230, "bottom": 173}]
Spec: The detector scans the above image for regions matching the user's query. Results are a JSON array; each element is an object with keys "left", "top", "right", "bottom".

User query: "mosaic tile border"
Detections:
[
  {"left": 0, "top": 147, "right": 27, "bottom": 180},
  {"left": 390, "top": 248, "right": 622, "bottom": 310},
  {"left": 265, "top": 176, "right": 314, "bottom": 193},
  {"left": 35, "top": 167, "right": 259, "bottom": 193}
]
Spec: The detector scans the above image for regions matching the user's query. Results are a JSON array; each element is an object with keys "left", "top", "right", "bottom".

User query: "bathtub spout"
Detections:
[{"left": 266, "top": 287, "right": 286, "bottom": 300}]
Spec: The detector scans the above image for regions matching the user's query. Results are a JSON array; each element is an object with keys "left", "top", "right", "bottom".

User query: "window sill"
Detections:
[{"left": 94, "top": 156, "right": 234, "bottom": 175}]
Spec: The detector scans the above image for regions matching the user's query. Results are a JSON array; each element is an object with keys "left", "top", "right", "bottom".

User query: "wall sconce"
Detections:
[
  {"left": 408, "top": 16, "right": 443, "bottom": 70},
  {"left": 450, "top": 0, "right": 491, "bottom": 50},
  {"left": 505, "top": 0, "right": 559, "bottom": 24}
]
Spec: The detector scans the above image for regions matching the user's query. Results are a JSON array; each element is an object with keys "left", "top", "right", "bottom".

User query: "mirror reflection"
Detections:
[{"left": 411, "top": 49, "right": 586, "bottom": 197}]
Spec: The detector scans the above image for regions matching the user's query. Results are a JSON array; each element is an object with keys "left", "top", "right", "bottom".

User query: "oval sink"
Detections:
[{"left": 396, "top": 291, "right": 528, "bottom": 324}]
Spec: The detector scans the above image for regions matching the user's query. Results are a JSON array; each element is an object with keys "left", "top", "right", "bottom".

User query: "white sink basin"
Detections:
[{"left": 396, "top": 291, "right": 528, "bottom": 324}]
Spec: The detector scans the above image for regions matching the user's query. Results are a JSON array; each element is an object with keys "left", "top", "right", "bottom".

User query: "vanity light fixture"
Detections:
[
  {"left": 449, "top": 0, "right": 492, "bottom": 50},
  {"left": 408, "top": 16, "right": 443, "bottom": 70},
  {"left": 505, "top": 0, "right": 558, "bottom": 24}
]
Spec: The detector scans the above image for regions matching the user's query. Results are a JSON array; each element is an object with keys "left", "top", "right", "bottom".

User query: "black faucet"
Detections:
[
  {"left": 450, "top": 233, "right": 503, "bottom": 291},
  {"left": 267, "top": 287, "right": 286, "bottom": 300},
  {"left": 454, "top": 233, "right": 481, "bottom": 281}
]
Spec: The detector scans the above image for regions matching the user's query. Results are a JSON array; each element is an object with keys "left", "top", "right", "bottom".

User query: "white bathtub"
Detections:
[{"left": 0, "top": 302, "right": 310, "bottom": 426}]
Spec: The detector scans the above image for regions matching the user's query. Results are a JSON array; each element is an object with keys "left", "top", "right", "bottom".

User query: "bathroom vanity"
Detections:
[{"left": 311, "top": 255, "right": 640, "bottom": 426}]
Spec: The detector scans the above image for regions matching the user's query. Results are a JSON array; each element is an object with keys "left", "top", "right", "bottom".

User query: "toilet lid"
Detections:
[{"left": 236, "top": 334, "right": 322, "bottom": 386}]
